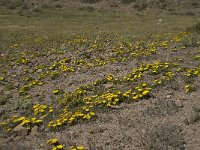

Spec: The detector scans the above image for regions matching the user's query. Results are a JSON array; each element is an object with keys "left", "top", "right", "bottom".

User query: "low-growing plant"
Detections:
[
  {"left": 186, "top": 22, "right": 200, "bottom": 33},
  {"left": 79, "top": 6, "right": 95, "bottom": 12},
  {"left": 121, "top": 0, "right": 136, "bottom": 4},
  {"left": 137, "top": 122, "right": 185, "bottom": 150},
  {"left": 80, "top": 0, "right": 102, "bottom": 4},
  {"left": 0, "top": 95, "right": 12, "bottom": 105}
]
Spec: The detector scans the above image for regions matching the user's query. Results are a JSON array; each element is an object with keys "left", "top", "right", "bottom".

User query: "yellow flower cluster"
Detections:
[
  {"left": 185, "top": 67, "right": 200, "bottom": 78},
  {"left": 49, "top": 58, "right": 74, "bottom": 73},
  {"left": 70, "top": 145, "right": 84, "bottom": 150},
  {"left": 106, "top": 74, "right": 114, "bottom": 81},
  {"left": 47, "top": 138, "right": 64, "bottom": 150},
  {"left": 48, "top": 106, "right": 96, "bottom": 128},
  {"left": 1, "top": 116, "right": 43, "bottom": 131},
  {"left": 95, "top": 91, "right": 121, "bottom": 106},
  {"left": 2, "top": 31, "right": 200, "bottom": 150},
  {"left": 123, "top": 83, "right": 151, "bottom": 100},
  {"left": 33, "top": 104, "right": 53, "bottom": 115}
]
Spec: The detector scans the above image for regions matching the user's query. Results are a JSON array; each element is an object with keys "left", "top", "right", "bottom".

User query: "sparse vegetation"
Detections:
[
  {"left": 0, "top": 1, "right": 200, "bottom": 149},
  {"left": 186, "top": 22, "right": 200, "bottom": 33},
  {"left": 80, "top": 0, "right": 102, "bottom": 4},
  {"left": 121, "top": 0, "right": 136, "bottom": 4}
]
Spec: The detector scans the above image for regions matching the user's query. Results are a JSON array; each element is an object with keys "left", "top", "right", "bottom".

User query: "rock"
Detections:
[
  {"left": 0, "top": 107, "right": 5, "bottom": 116},
  {"left": 175, "top": 101, "right": 183, "bottom": 108},
  {"left": 29, "top": 69, "right": 34, "bottom": 73},
  {"left": 166, "top": 95, "right": 172, "bottom": 99},
  {"left": 193, "top": 105, "right": 200, "bottom": 112},
  {"left": 110, "top": 105, "right": 123, "bottom": 109},
  {"left": 0, "top": 89, "right": 3, "bottom": 95},
  {"left": 14, "top": 82, "right": 20, "bottom": 88},
  {"left": 104, "top": 83, "right": 114, "bottom": 89},
  {"left": 68, "top": 130, "right": 75, "bottom": 136},
  {"left": 13, "top": 124, "right": 28, "bottom": 137},
  {"left": 44, "top": 127, "right": 50, "bottom": 132},
  {"left": 4, "top": 91, "right": 11, "bottom": 95},
  {"left": 40, "top": 125, "right": 46, "bottom": 132},
  {"left": 31, "top": 126, "right": 38, "bottom": 136},
  {"left": 1, "top": 53, "right": 5, "bottom": 57},
  {"left": 0, "top": 144, "right": 25, "bottom": 150},
  {"left": 37, "top": 69, "right": 43, "bottom": 73}
]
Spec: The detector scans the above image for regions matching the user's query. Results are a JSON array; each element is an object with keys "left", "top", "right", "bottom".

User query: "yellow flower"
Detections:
[
  {"left": 21, "top": 119, "right": 31, "bottom": 126},
  {"left": 185, "top": 84, "right": 190, "bottom": 93},
  {"left": 142, "top": 90, "right": 150, "bottom": 95},
  {"left": 137, "top": 88, "right": 143, "bottom": 92},
  {"left": 106, "top": 74, "right": 114, "bottom": 81},
  {"left": 70, "top": 146, "right": 76, "bottom": 150},
  {"left": 49, "top": 107, "right": 54, "bottom": 113},
  {"left": 1, "top": 122, "right": 7, "bottom": 125},
  {"left": 48, "top": 138, "right": 58, "bottom": 145},
  {"left": 142, "top": 83, "right": 147, "bottom": 87},
  {"left": 56, "top": 145, "right": 64, "bottom": 150},
  {"left": 77, "top": 145, "right": 84, "bottom": 150},
  {"left": 132, "top": 94, "right": 139, "bottom": 100},
  {"left": 90, "top": 112, "right": 95, "bottom": 116},
  {"left": 53, "top": 89, "right": 60, "bottom": 94},
  {"left": 35, "top": 119, "right": 43, "bottom": 124},
  {"left": 0, "top": 77, "right": 4, "bottom": 81}
]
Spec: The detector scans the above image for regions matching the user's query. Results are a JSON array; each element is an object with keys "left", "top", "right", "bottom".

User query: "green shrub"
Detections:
[
  {"left": 121, "top": 0, "right": 136, "bottom": 4},
  {"left": 186, "top": 22, "right": 200, "bottom": 33},
  {"left": 7, "top": 0, "right": 25, "bottom": 9},
  {"left": 0, "top": 95, "right": 12, "bottom": 105},
  {"left": 41, "top": 4, "right": 51, "bottom": 9},
  {"left": 79, "top": 6, "right": 95, "bottom": 12},
  {"left": 80, "top": 0, "right": 102, "bottom": 4}
]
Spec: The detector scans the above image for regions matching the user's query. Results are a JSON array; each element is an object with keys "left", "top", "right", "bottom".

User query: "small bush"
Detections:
[
  {"left": 41, "top": 4, "right": 51, "bottom": 9},
  {"left": 80, "top": 0, "right": 102, "bottom": 4},
  {"left": 0, "top": 95, "right": 12, "bottom": 105},
  {"left": 133, "top": 3, "right": 147, "bottom": 11},
  {"left": 7, "top": 0, "right": 25, "bottom": 9},
  {"left": 54, "top": 4, "right": 62, "bottom": 8},
  {"left": 185, "top": 11, "right": 195, "bottom": 16},
  {"left": 32, "top": 8, "right": 42, "bottom": 13},
  {"left": 79, "top": 6, "right": 95, "bottom": 12},
  {"left": 121, "top": 0, "right": 136, "bottom": 4},
  {"left": 191, "top": 2, "right": 199, "bottom": 8},
  {"left": 186, "top": 22, "right": 200, "bottom": 33},
  {"left": 184, "top": 113, "right": 200, "bottom": 125},
  {"left": 110, "top": 3, "right": 119, "bottom": 8},
  {"left": 139, "top": 123, "right": 185, "bottom": 150},
  {"left": 181, "top": 34, "right": 199, "bottom": 47}
]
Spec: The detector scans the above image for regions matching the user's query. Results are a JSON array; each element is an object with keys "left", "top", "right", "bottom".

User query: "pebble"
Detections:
[{"left": 166, "top": 95, "right": 172, "bottom": 99}]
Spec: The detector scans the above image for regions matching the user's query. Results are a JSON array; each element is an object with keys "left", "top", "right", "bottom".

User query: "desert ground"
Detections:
[{"left": 0, "top": 0, "right": 200, "bottom": 150}]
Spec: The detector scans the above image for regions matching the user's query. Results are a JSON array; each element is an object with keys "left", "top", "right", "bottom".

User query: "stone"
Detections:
[
  {"left": 166, "top": 95, "right": 172, "bottom": 99},
  {"left": 14, "top": 82, "right": 20, "bottom": 88},
  {"left": 175, "top": 101, "right": 184, "bottom": 108},
  {"left": 0, "top": 89, "right": 3, "bottom": 95},
  {"left": 37, "top": 69, "right": 43, "bottom": 73},
  {"left": 0, "top": 144, "right": 25, "bottom": 150},
  {"left": 104, "top": 83, "right": 114, "bottom": 89},
  {"left": 31, "top": 126, "right": 39, "bottom": 136},
  {"left": 193, "top": 105, "right": 200, "bottom": 112},
  {"left": 110, "top": 104, "right": 123, "bottom": 109},
  {"left": 4, "top": 91, "right": 11, "bottom": 95},
  {"left": 0, "top": 108, "right": 5, "bottom": 116},
  {"left": 13, "top": 124, "right": 28, "bottom": 137}
]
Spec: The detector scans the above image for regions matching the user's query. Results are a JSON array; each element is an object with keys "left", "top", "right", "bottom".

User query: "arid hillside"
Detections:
[{"left": 0, "top": 0, "right": 200, "bottom": 15}]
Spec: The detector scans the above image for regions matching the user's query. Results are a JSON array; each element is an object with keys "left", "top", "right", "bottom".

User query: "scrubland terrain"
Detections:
[{"left": 0, "top": 0, "right": 200, "bottom": 150}]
